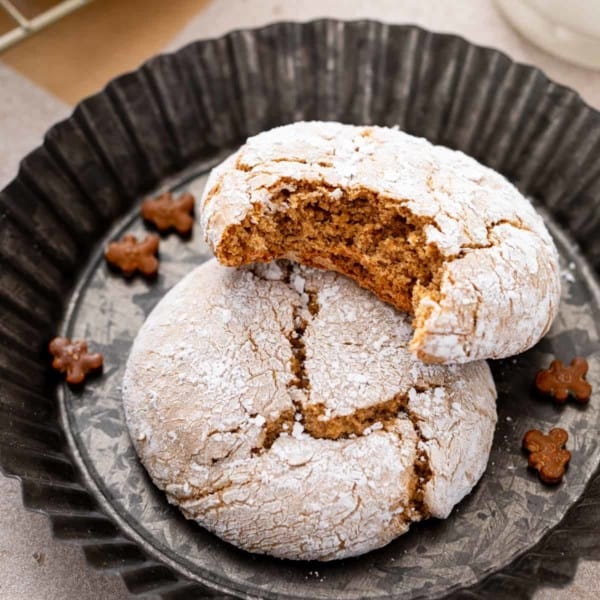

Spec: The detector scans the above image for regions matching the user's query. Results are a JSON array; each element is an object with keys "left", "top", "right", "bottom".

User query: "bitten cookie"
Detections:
[
  {"left": 123, "top": 259, "right": 497, "bottom": 561},
  {"left": 200, "top": 121, "right": 561, "bottom": 364}
]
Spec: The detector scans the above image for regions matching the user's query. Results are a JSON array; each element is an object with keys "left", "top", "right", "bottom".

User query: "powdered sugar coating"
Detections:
[
  {"left": 123, "top": 259, "right": 497, "bottom": 561},
  {"left": 201, "top": 121, "right": 561, "bottom": 364}
]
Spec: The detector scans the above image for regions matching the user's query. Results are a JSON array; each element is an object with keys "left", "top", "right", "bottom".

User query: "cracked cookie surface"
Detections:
[
  {"left": 123, "top": 259, "right": 497, "bottom": 561},
  {"left": 200, "top": 121, "right": 561, "bottom": 364}
]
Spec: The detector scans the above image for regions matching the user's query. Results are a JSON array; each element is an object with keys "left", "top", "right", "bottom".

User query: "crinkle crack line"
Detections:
[{"left": 251, "top": 264, "right": 433, "bottom": 520}]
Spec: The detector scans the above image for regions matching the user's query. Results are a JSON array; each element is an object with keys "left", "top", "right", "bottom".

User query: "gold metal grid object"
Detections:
[{"left": 0, "top": 0, "right": 91, "bottom": 52}]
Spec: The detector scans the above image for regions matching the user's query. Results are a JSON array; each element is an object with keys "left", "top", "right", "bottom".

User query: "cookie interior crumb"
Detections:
[{"left": 216, "top": 185, "right": 444, "bottom": 318}]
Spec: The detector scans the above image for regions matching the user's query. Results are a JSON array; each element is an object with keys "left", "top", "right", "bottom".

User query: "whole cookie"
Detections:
[
  {"left": 123, "top": 259, "right": 497, "bottom": 561},
  {"left": 200, "top": 121, "right": 561, "bottom": 364}
]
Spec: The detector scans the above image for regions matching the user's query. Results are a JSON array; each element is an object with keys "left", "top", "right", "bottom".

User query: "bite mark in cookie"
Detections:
[{"left": 217, "top": 189, "right": 441, "bottom": 314}]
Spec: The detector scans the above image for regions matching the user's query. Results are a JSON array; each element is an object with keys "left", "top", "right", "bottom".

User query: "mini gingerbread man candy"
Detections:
[
  {"left": 141, "top": 192, "right": 195, "bottom": 235},
  {"left": 49, "top": 337, "right": 103, "bottom": 385},
  {"left": 105, "top": 234, "right": 160, "bottom": 277},
  {"left": 535, "top": 357, "right": 592, "bottom": 404},
  {"left": 523, "top": 428, "right": 571, "bottom": 484}
]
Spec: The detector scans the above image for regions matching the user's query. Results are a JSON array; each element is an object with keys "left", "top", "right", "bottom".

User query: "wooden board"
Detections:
[{"left": 0, "top": 0, "right": 210, "bottom": 104}]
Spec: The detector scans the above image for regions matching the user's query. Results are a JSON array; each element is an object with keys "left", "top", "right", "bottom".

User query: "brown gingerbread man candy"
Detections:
[
  {"left": 523, "top": 428, "right": 571, "bottom": 484},
  {"left": 141, "top": 192, "right": 195, "bottom": 235},
  {"left": 535, "top": 357, "right": 592, "bottom": 404},
  {"left": 105, "top": 234, "right": 160, "bottom": 277},
  {"left": 49, "top": 337, "right": 103, "bottom": 385}
]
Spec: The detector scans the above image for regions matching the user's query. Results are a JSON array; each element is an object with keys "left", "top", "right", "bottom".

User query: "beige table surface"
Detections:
[{"left": 1, "top": 1, "right": 599, "bottom": 598}]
